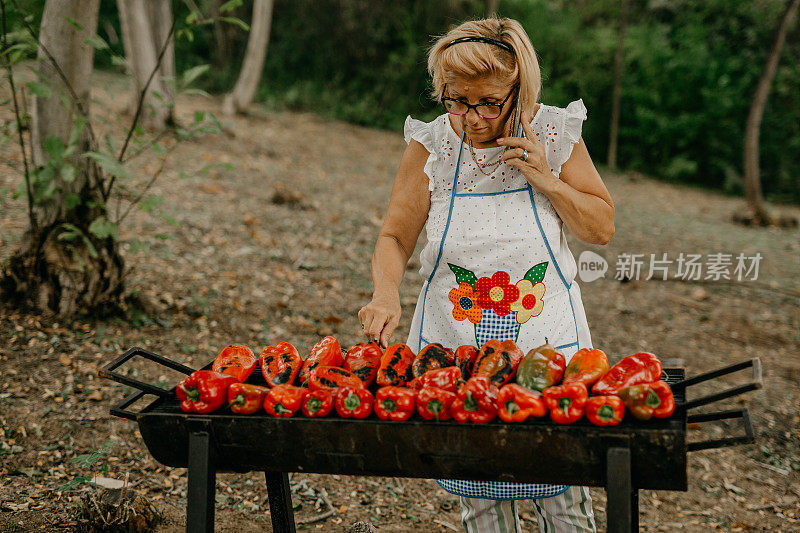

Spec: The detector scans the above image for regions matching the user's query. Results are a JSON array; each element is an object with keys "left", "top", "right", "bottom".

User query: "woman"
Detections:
[{"left": 359, "top": 16, "right": 613, "bottom": 533}]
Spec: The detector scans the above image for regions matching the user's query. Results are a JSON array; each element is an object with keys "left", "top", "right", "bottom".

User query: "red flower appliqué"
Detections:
[{"left": 476, "top": 271, "right": 520, "bottom": 317}]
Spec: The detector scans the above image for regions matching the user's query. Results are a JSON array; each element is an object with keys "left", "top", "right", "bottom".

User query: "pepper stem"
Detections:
[
  {"left": 185, "top": 387, "right": 200, "bottom": 402},
  {"left": 344, "top": 392, "right": 361, "bottom": 411},
  {"left": 427, "top": 399, "right": 443, "bottom": 421},
  {"left": 597, "top": 404, "right": 621, "bottom": 422},
  {"left": 558, "top": 396, "right": 572, "bottom": 413},
  {"left": 307, "top": 397, "right": 321, "bottom": 414},
  {"left": 382, "top": 398, "right": 397, "bottom": 412},
  {"left": 505, "top": 401, "right": 519, "bottom": 415},
  {"left": 232, "top": 393, "right": 244, "bottom": 406},
  {"left": 464, "top": 391, "right": 478, "bottom": 412},
  {"left": 645, "top": 389, "right": 661, "bottom": 408},
  {"left": 274, "top": 403, "right": 291, "bottom": 414}
]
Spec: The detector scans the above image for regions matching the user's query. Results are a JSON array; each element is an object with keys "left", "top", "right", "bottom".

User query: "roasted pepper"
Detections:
[
  {"left": 376, "top": 344, "right": 416, "bottom": 386},
  {"left": 374, "top": 386, "right": 416, "bottom": 421},
  {"left": 407, "top": 366, "right": 463, "bottom": 393},
  {"left": 452, "top": 376, "right": 499, "bottom": 424},
  {"left": 259, "top": 342, "right": 302, "bottom": 387},
  {"left": 618, "top": 381, "right": 675, "bottom": 420},
  {"left": 227, "top": 383, "right": 269, "bottom": 415},
  {"left": 412, "top": 343, "right": 455, "bottom": 378},
  {"left": 334, "top": 387, "right": 374, "bottom": 419},
  {"left": 562, "top": 348, "right": 609, "bottom": 388},
  {"left": 454, "top": 345, "right": 479, "bottom": 379},
  {"left": 542, "top": 383, "right": 588, "bottom": 424},
  {"left": 416, "top": 387, "right": 457, "bottom": 421},
  {"left": 212, "top": 345, "right": 257, "bottom": 382},
  {"left": 592, "top": 352, "right": 663, "bottom": 396},
  {"left": 301, "top": 388, "right": 336, "bottom": 418},
  {"left": 263, "top": 384, "right": 306, "bottom": 417},
  {"left": 497, "top": 384, "right": 546, "bottom": 423},
  {"left": 343, "top": 342, "right": 383, "bottom": 387},
  {"left": 473, "top": 340, "right": 524, "bottom": 386},
  {"left": 516, "top": 339, "right": 566, "bottom": 392},
  {"left": 308, "top": 366, "right": 364, "bottom": 391},
  {"left": 299, "top": 336, "right": 343, "bottom": 385},
  {"left": 177, "top": 371, "right": 238, "bottom": 413},
  {"left": 585, "top": 395, "right": 624, "bottom": 426}
]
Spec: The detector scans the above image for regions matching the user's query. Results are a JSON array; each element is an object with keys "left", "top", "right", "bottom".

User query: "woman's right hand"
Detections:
[{"left": 358, "top": 290, "right": 401, "bottom": 349}]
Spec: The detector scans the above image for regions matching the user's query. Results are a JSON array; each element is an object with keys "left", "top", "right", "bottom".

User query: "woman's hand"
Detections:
[
  {"left": 358, "top": 290, "right": 401, "bottom": 349},
  {"left": 496, "top": 110, "right": 558, "bottom": 193}
]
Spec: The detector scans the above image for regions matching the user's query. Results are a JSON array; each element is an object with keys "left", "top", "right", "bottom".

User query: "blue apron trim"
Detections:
[
  {"left": 435, "top": 480, "right": 571, "bottom": 500},
  {"left": 555, "top": 341, "right": 578, "bottom": 350},
  {"left": 417, "top": 132, "right": 466, "bottom": 352},
  {"left": 454, "top": 186, "right": 529, "bottom": 197},
  {"left": 527, "top": 184, "right": 573, "bottom": 291}
]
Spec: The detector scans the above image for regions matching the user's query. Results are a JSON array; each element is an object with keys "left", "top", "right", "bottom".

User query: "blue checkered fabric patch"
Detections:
[
  {"left": 474, "top": 308, "right": 520, "bottom": 347},
  {"left": 436, "top": 479, "right": 570, "bottom": 500}
]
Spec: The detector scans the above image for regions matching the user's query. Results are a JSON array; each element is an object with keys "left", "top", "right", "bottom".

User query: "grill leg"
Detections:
[
  {"left": 265, "top": 471, "right": 296, "bottom": 533},
  {"left": 606, "top": 447, "right": 636, "bottom": 533},
  {"left": 187, "top": 430, "right": 215, "bottom": 533}
]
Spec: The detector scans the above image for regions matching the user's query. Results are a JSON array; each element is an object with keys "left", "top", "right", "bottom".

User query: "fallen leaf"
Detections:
[
  {"left": 86, "top": 390, "right": 104, "bottom": 401},
  {"left": 199, "top": 183, "right": 222, "bottom": 194}
]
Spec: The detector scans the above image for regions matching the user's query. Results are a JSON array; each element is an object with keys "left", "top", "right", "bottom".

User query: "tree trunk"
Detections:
[
  {"left": 741, "top": 0, "right": 799, "bottom": 225},
  {"left": 212, "top": 0, "right": 235, "bottom": 70},
  {"left": 116, "top": 0, "right": 175, "bottom": 129},
  {"left": 607, "top": 0, "right": 628, "bottom": 171},
  {"left": 222, "top": 0, "right": 274, "bottom": 115},
  {"left": 2, "top": 0, "right": 125, "bottom": 316}
]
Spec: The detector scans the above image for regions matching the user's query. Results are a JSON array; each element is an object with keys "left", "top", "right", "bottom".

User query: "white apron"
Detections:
[{"left": 406, "top": 130, "right": 593, "bottom": 500}]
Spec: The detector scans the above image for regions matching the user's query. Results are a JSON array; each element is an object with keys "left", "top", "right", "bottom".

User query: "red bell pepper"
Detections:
[
  {"left": 227, "top": 383, "right": 269, "bottom": 414},
  {"left": 618, "top": 381, "right": 675, "bottom": 421},
  {"left": 516, "top": 339, "right": 566, "bottom": 392},
  {"left": 542, "top": 383, "right": 588, "bottom": 424},
  {"left": 585, "top": 395, "right": 624, "bottom": 426},
  {"left": 334, "top": 387, "right": 374, "bottom": 419},
  {"left": 412, "top": 342, "right": 455, "bottom": 378},
  {"left": 343, "top": 342, "right": 383, "bottom": 387},
  {"left": 451, "top": 376, "right": 499, "bottom": 424},
  {"left": 299, "top": 336, "right": 343, "bottom": 385},
  {"left": 407, "top": 367, "right": 463, "bottom": 393},
  {"left": 562, "top": 348, "right": 609, "bottom": 388},
  {"left": 376, "top": 344, "right": 416, "bottom": 386},
  {"left": 497, "top": 384, "right": 546, "bottom": 422},
  {"left": 592, "top": 353, "right": 662, "bottom": 396},
  {"left": 177, "top": 371, "right": 238, "bottom": 413},
  {"left": 374, "top": 386, "right": 416, "bottom": 421},
  {"left": 259, "top": 342, "right": 302, "bottom": 387},
  {"left": 416, "top": 387, "right": 457, "bottom": 421},
  {"left": 263, "top": 384, "right": 306, "bottom": 417},
  {"left": 473, "top": 340, "right": 524, "bottom": 386},
  {"left": 454, "top": 345, "right": 479, "bottom": 380},
  {"left": 308, "top": 366, "right": 364, "bottom": 391},
  {"left": 212, "top": 345, "right": 257, "bottom": 382},
  {"left": 301, "top": 388, "right": 336, "bottom": 418}
]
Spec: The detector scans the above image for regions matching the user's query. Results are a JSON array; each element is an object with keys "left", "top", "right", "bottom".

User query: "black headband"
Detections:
[{"left": 444, "top": 36, "right": 515, "bottom": 55}]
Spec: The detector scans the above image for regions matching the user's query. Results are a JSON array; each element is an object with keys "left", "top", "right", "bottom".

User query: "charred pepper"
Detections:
[
  {"left": 497, "top": 384, "right": 546, "bottom": 423},
  {"left": 407, "top": 367, "right": 463, "bottom": 393},
  {"left": 412, "top": 343, "right": 455, "bottom": 378},
  {"left": 334, "top": 387, "right": 374, "bottom": 419},
  {"left": 451, "top": 376, "right": 499, "bottom": 424},
  {"left": 212, "top": 345, "right": 257, "bottom": 382},
  {"left": 177, "top": 371, "right": 238, "bottom": 413},
  {"left": 618, "top": 381, "right": 675, "bottom": 420},
  {"left": 584, "top": 395, "right": 624, "bottom": 426},
  {"left": 263, "top": 384, "right": 306, "bottom": 417},
  {"left": 227, "top": 383, "right": 269, "bottom": 415},
  {"left": 308, "top": 366, "right": 364, "bottom": 391},
  {"left": 299, "top": 336, "right": 343, "bottom": 385},
  {"left": 472, "top": 340, "right": 524, "bottom": 386},
  {"left": 516, "top": 339, "right": 566, "bottom": 392},
  {"left": 343, "top": 342, "right": 383, "bottom": 387},
  {"left": 376, "top": 344, "right": 416, "bottom": 386},
  {"left": 454, "top": 345, "right": 479, "bottom": 380},
  {"left": 301, "top": 388, "right": 336, "bottom": 418},
  {"left": 259, "top": 342, "right": 302, "bottom": 387},
  {"left": 562, "top": 348, "right": 609, "bottom": 388},
  {"left": 592, "top": 352, "right": 662, "bottom": 396},
  {"left": 416, "top": 387, "right": 457, "bottom": 421},
  {"left": 374, "top": 386, "right": 416, "bottom": 421},
  {"left": 542, "top": 383, "right": 588, "bottom": 424}
]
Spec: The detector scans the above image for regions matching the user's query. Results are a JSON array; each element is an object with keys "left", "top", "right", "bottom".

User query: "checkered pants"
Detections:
[{"left": 459, "top": 486, "right": 596, "bottom": 532}]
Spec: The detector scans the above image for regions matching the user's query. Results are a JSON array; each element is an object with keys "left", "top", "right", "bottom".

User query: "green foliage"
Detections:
[{"left": 57, "top": 439, "right": 116, "bottom": 492}]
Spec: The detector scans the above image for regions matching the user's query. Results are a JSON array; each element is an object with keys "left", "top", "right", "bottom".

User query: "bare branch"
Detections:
[{"left": 115, "top": 157, "right": 167, "bottom": 225}]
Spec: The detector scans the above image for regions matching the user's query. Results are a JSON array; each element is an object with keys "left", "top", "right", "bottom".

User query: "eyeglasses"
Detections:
[{"left": 440, "top": 84, "right": 517, "bottom": 119}]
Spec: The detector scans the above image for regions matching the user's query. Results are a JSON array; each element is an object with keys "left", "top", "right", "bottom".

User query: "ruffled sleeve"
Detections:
[
  {"left": 550, "top": 98, "right": 587, "bottom": 176},
  {"left": 403, "top": 115, "right": 438, "bottom": 192}
]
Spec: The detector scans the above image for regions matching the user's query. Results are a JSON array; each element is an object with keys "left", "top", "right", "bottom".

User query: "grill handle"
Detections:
[
  {"left": 99, "top": 346, "right": 196, "bottom": 398},
  {"left": 672, "top": 358, "right": 761, "bottom": 410},
  {"left": 687, "top": 407, "right": 755, "bottom": 451},
  {"left": 110, "top": 390, "right": 149, "bottom": 420}
]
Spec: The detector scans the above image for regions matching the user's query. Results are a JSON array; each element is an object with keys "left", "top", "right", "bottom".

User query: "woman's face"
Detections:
[{"left": 444, "top": 76, "right": 517, "bottom": 147}]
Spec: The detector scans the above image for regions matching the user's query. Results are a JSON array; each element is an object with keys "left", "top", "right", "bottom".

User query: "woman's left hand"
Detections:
[{"left": 497, "top": 110, "right": 558, "bottom": 192}]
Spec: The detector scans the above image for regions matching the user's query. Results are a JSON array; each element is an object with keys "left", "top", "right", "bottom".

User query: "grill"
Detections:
[{"left": 101, "top": 348, "right": 761, "bottom": 533}]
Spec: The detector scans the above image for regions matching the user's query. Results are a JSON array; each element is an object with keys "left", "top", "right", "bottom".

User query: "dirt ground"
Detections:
[{"left": 1, "top": 69, "right": 799, "bottom": 532}]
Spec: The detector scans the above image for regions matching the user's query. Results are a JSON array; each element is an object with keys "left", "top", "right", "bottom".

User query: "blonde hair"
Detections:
[{"left": 427, "top": 17, "right": 542, "bottom": 114}]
